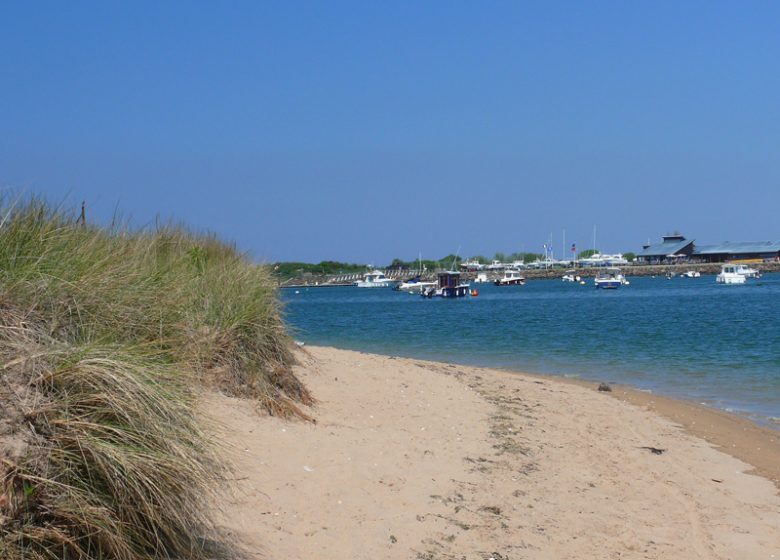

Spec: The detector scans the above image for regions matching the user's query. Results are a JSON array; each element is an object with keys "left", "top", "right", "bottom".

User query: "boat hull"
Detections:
[
  {"left": 494, "top": 279, "right": 525, "bottom": 286},
  {"left": 595, "top": 280, "right": 621, "bottom": 289},
  {"left": 355, "top": 281, "right": 395, "bottom": 288},
  {"left": 716, "top": 275, "right": 746, "bottom": 285},
  {"left": 421, "top": 285, "right": 470, "bottom": 298}
]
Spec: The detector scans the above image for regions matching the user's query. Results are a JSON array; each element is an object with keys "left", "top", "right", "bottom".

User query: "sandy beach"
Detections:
[{"left": 207, "top": 346, "right": 780, "bottom": 559}]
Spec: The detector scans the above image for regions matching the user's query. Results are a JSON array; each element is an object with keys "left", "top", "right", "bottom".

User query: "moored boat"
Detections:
[
  {"left": 716, "top": 264, "right": 747, "bottom": 284},
  {"left": 594, "top": 267, "right": 628, "bottom": 289},
  {"left": 494, "top": 269, "right": 525, "bottom": 286},
  {"left": 733, "top": 264, "right": 760, "bottom": 279},
  {"left": 562, "top": 269, "right": 582, "bottom": 282},
  {"left": 422, "top": 271, "right": 470, "bottom": 298},
  {"left": 460, "top": 259, "right": 485, "bottom": 271},
  {"left": 394, "top": 275, "right": 436, "bottom": 293},
  {"left": 355, "top": 270, "right": 396, "bottom": 288}
]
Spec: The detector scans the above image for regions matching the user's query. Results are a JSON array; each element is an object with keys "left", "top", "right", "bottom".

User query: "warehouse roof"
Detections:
[
  {"left": 693, "top": 241, "right": 780, "bottom": 255},
  {"left": 636, "top": 237, "right": 694, "bottom": 258}
]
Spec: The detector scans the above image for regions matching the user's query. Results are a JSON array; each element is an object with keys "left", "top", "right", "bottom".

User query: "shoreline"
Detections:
[
  {"left": 547, "top": 375, "right": 780, "bottom": 490},
  {"left": 297, "top": 346, "right": 780, "bottom": 488},
  {"left": 376, "top": 350, "right": 780, "bottom": 490},
  {"left": 278, "top": 263, "right": 780, "bottom": 288},
  {"left": 299, "top": 342, "right": 780, "bottom": 436},
  {"left": 210, "top": 345, "right": 780, "bottom": 558}
]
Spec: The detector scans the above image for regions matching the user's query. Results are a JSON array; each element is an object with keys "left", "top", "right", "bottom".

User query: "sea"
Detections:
[{"left": 282, "top": 273, "right": 780, "bottom": 428}]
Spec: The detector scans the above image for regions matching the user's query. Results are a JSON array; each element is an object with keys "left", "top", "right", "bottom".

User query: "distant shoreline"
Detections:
[{"left": 279, "top": 261, "right": 780, "bottom": 287}]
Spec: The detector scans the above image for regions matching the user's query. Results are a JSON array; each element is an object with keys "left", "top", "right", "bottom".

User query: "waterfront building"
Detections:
[
  {"left": 693, "top": 241, "right": 780, "bottom": 263},
  {"left": 636, "top": 235, "right": 780, "bottom": 264},
  {"left": 635, "top": 235, "right": 695, "bottom": 264}
]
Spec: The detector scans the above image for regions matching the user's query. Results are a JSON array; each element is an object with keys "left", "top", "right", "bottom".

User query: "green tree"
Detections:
[
  {"left": 623, "top": 252, "right": 636, "bottom": 262},
  {"left": 524, "top": 253, "right": 542, "bottom": 264}
]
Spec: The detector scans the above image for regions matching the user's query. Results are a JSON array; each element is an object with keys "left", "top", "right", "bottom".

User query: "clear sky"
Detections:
[{"left": 2, "top": 1, "right": 779, "bottom": 264}]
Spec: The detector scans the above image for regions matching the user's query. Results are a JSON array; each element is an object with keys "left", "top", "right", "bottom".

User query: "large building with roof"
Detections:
[
  {"left": 635, "top": 235, "right": 695, "bottom": 264},
  {"left": 636, "top": 235, "right": 780, "bottom": 264},
  {"left": 693, "top": 241, "right": 780, "bottom": 263}
]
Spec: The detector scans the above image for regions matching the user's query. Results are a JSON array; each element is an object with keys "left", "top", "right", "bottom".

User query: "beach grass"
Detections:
[{"left": 0, "top": 197, "right": 309, "bottom": 559}]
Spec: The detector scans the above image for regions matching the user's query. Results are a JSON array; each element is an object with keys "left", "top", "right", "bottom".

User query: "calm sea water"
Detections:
[{"left": 282, "top": 274, "right": 780, "bottom": 426}]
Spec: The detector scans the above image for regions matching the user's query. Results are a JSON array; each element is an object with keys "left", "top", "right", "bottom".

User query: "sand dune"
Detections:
[{"left": 206, "top": 346, "right": 780, "bottom": 559}]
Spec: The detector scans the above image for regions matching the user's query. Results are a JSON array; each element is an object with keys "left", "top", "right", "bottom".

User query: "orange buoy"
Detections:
[{"left": 471, "top": 289, "right": 478, "bottom": 297}]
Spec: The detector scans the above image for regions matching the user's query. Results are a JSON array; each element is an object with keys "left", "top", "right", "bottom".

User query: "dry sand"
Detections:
[{"left": 206, "top": 346, "right": 780, "bottom": 559}]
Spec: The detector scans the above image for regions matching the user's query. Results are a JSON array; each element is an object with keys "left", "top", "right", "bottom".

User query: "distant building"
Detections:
[
  {"left": 636, "top": 235, "right": 780, "bottom": 264},
  {"left": 635, "top": 235, "right": 695, "bottom": 264},
  {"left": 693, "top": 241, "right": 780, "bottom": 263}
]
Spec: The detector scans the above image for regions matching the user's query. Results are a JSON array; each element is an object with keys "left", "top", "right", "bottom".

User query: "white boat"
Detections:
[
  {"left": 486, "top": 260, "right": 506, "bottom": 271},
  {"left": 495, "top": 269, "right": 525, "bottom": 286},
  {"left": 681, "top": 270, "right": 701, "bottom": 278},
  {"left": 460, "top": 259, "right": 485, "bottom": 271},
  {"left": 716, "top": 264, "right": 746, "bottom": 284},
  {"left": 733, "top": 264, "right": 760, "bottom": 279},
  {"left": 395, "top": 276, "right": 436, "bottom": 293},
  {"left": 473, "top": 272, "right": 490, "bottom": 283},
  {"left": 562, "top": 270, "right": 582, "bottom": 282},
  {"left": 354, "top": 270, "right": 396, "bottom": 288},
  {"left": 594, "top": 267, "right": 628, "bottom": 289}
]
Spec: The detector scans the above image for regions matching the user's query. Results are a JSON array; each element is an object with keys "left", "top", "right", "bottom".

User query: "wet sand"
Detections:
[{"left": 207, "top": 346, "right": 780, "bottom": 559}]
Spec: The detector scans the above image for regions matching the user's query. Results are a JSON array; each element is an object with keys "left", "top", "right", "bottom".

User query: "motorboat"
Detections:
[
  {"left": 733, "top": 264, "right": 760, "bottom": 279},
  {"left": 422, "top": 271, "right": 471, "bottom": 298},
  {"left": 494, "top": 269, "right": 525, "bottom": 286},
  {"left": 594, "top": 268, "right": 628, "bottom": 289},
  {"left": 681, "top": 270, "right": 701, "bottom": 278},
  {"left": 394, "top": 276, "right": 436, "bottom": 293},
  {"left": 562, "top": 270, "right": 582, "bottom": 282},
  {"left": 473, "top": 272, "right": 490, "bottom": 283},
  {"left": 486, "top": 260, "right": 506, "bottom": 271},
  {"left": 460, "top": 259, "right": 485, "bottom": 271},
  {"left": 716, "top": 264, "right": 747, "bottom": 284},
  {"left": 354, "top": 270, "right": 396, "bottom": 288}
]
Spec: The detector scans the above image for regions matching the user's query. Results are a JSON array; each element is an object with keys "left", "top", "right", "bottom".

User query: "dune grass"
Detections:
[{"left": 0, "top": 198, "right": 309, "bottom": 559}]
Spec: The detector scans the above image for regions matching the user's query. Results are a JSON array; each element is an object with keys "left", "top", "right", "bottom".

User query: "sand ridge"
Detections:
[{"left": 207, "top": 346, "right": 780, "bottom": 559}]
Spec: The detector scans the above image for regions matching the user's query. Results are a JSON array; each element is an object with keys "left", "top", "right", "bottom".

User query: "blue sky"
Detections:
[{"left": 2, "top": 2, "right": 779, "bottom": 263}]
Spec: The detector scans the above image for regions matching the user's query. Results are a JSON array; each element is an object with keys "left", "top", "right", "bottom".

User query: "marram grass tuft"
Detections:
[{"left": 0, "top": 198, "right": 309, "bottom": 559}]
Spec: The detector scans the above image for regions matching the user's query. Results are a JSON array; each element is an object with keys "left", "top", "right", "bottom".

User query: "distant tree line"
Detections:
[
  {"left": 273, "top": 261, "right": 367, "bottom": 278},
  {"left": 273, "top": 254, "right": 465, "bottom": 279},
  {"left": 387, "top": 254, "right": 462, "bottom": 270}
]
